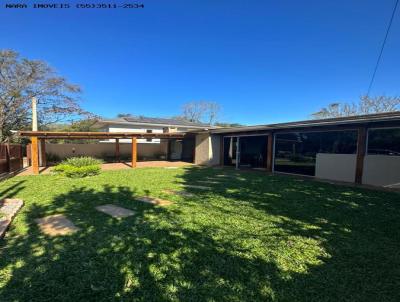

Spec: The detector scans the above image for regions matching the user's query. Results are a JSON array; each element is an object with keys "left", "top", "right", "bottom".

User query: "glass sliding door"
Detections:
[
  {"left": 239, "top": 136, "right": 268, "bottom": 168},
  {"left": 223, "top": 135, "right": 268, "bottom": 168},
  {"left": 223, "top": 137, "right": 238, "bottom": 166}
]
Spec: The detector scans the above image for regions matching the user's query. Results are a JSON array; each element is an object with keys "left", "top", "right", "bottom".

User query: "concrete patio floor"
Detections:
[{"left": 17, "top": 161, "right": 194, "bottom": 176}]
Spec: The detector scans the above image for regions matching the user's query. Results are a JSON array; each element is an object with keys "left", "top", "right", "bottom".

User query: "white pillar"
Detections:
[{"left": 32, "top": 97, "right": 38, "bottom": 131}]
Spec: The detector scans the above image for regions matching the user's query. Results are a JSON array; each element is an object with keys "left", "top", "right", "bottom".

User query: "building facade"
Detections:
[{"left": 194, "top": 112, "right": 400, "bottom": 188}]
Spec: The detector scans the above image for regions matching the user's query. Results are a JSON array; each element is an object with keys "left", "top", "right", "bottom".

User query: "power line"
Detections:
[{"left": 366, "top": 0, "right": 399, "bottom": 97}]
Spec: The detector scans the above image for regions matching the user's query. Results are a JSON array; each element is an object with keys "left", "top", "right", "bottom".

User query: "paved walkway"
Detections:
[
  {"left": 17, "top": 161, "right": 194, "bottom": 176},
  {"left": 0, "top": 199, "right": 24, "bottom": 238}
]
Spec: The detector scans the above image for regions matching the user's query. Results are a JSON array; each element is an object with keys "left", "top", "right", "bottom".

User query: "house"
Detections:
[
  {"left": 44, "top": 116, "right": 211, "bottom": 162},
  {"left": 94, "top": 116, "right": 211, "bottom": 161},
  {"left": 24, "top": 111, "right": 400, "bottom": 188},
  {"left": 194, "top": 111, "right": 400, "bottom": 188}
]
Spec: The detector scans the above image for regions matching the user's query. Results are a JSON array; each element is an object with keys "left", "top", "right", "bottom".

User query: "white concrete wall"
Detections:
[
  {"left": 45, "top": 142, "right": 168, "bottom": 161},
  {"left": 194, "top": 134, "right": 221, "bottom": 166},
  {"left": 104, "top": 124, "right": 192, "bottom": 144},
  {"left": 107, "top": 125, "right": 163, "bottom": 143},
  {"left": 363, "top": 155, "right": 400, "bottom": 188},
  {"left": 315, "top": 153, "right": 357, "bottom": 183}
]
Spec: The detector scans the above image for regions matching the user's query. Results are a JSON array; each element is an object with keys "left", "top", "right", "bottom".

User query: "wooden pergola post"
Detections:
[
  {"left": 115, "top": 138, "right": 120, "bottom": 162},
  {"left": 131, "top": 137, "right": 137, "bottom": 168},
  {"left": 355, "top": 127, "right": 367, "bottom": 184},
  {"left": 31, "top": 136, "right": 39, "bottom": 174},
  {"left": 266, "top": 133, "right": 273, "bottom": 172},
  {"left": 40, "top": 139, "right": 46, "bottom": 167}
]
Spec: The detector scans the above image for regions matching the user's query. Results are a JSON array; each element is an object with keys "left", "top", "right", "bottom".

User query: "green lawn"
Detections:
[{"left": 0, "top": 167, "right": 400, "bottom": 301}]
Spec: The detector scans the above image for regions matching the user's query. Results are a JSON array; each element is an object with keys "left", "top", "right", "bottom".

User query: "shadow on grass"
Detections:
[
  {"left": 176, "top": 166, "right": 400, "bottom": 301},
  {"left": 0, "top": 183, "right": 282, "bottom": 301},
  {"left": 0, "top": 167, "right": 400, "bottom": 301}
]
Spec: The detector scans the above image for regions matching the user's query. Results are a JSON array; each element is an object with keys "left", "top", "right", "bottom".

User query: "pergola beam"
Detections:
[
  {"left": 115, "top": 138, "right": 120, "bottom": 163},
  {"left": 18, "top": 131, "right": 187, "bottom": 139},
  {"left": 31, "top": 136, "right": 39, "bottom": 175},
  {"left": 131, "top": 137, "right": 137, "bottom": 168}
]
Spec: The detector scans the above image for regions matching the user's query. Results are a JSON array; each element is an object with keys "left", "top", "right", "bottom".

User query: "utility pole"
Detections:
[
  {"left": 31, "top": 97, "right": 39, "bottom": 174},
  {"left": 32, "top": 97, "right": 38, "bottom": 131}
]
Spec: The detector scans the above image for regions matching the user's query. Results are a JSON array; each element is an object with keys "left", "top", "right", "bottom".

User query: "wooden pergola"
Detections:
[{"left": 19, "top": 131, "right": 188, "bottom": 175}]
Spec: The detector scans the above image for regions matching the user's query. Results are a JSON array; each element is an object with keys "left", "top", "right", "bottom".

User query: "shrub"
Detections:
[
  {"left": 61, "top": 156, "right": 103, "bottom": 167},
  {"left": 62, "top": 165, "right": 101, "bottom": 178},
  {"left": 53, "top": 156, "right": 102, "bottom": 178}
]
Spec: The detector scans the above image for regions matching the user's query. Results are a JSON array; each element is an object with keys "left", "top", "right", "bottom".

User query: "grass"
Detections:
[{"left": 0, "top": 167, "right": 400, "bottom": 301}]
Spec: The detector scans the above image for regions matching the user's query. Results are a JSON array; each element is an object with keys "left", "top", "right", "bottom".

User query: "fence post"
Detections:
[
  {"left": 20, "top": 145, "right": 23, "bottom": 168},
  {"left": 5, "top": 142, "right": 11, "bottom": 172}
]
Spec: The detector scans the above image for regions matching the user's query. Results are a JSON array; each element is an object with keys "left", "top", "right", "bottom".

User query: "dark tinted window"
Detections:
[
  {"left": 239, "top": 136, "right": 267, "bottom": 168},
  {"left": 274, "top": 130, "right": 357, "bottom": 176},
  {"left": 223, "top": 137, "right": 237, "bottom": 166},
  {"left": 368, "top": 128, "right": 400, "bottom": 156}
]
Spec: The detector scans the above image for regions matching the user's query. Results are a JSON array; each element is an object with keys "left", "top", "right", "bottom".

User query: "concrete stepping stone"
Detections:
[
  {"left": 96, "top": 204, "right": 135, "bottom": 218},
  {"left": 136, "top": 196, "right": 172, "bottom": 206},
  {"left": 184, "top": 184, "right": 211, "bottom": 190},
  {"left": 0, "top": 199, "right": 23, "bottom": 238},
  {"left": 162, "top": 189, "right": 194, "bottom": 197},
  {"left": 35, "top": 214, "right": 79, "bottom": 236},
  {"left": 197, "top": 180, "right": 219, "bottom": 184}
]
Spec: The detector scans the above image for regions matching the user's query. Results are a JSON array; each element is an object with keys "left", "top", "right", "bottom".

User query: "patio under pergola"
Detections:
[{"left": 19, "top": 131, "right": 193, "bottom": 174}]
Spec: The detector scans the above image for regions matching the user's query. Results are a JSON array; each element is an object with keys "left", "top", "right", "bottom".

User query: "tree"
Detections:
[
  {"left": 312, "top": 95, "right": 400, "bottom": 119},
  {"left": 0, "top": 50, "right": 90, "bottom": 142},
  {"left": 214, "top": 122, "right": 244, "bottom": 127},
  {"left": 181, "top": 101, "right": 221, "bottom": 125},
  {"left": 116, "top": 113, "right": 133, "bottom": 118}
]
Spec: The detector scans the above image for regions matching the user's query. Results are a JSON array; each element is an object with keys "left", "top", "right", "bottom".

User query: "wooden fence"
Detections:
[{"left": 0, "top": 143, "right": 24, "bottom": 174}]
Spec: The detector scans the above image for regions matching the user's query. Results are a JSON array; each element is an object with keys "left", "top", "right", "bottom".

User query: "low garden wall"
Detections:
[{"left": 45, "top": 142, "right": 168, "bottom": 162}]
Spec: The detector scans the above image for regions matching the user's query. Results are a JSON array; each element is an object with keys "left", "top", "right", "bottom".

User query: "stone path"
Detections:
[
  {"left": 0, "top": 199, "right": 23, "bottom": 238},
  {"left": 197, "top": 180, "right": 219, "bottom": 184},
  {"left": 35, "top": 214, "right": 79, "bottom": 236},
  {"left": 163, "top": 189, "right": 194, "bottom": 197},
  {"left": 136, "top": 196, "right": 172, "bottom": 206},
  {"left": 96, "top": 204, "right": 135, "bottom": 218}
]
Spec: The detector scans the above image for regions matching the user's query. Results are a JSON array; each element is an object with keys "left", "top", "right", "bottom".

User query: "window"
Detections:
[
  {"left": 146, "top": 130, "right": 152, "bottom": 142},
  {"left": 368, "top": 128, "right": 400, "bottom": 156},
  {"left": 274, "top": 130, "right": 357, "bottom": 176}
]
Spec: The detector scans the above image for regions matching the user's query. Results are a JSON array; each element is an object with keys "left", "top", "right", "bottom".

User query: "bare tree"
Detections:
[
  {"left": 182, "top": 101, "right": 220, "bottom": 124},
  {"left": 0, "top": 50, "right": 91, "bottom": 141},
  {"left": 311, "top": 95, "right": 400, "bottom": 119}
]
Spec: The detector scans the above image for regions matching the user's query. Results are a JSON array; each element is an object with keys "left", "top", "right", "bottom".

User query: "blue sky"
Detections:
[{"left": 1, "top": 0, "right": 399, "bottom": 125}]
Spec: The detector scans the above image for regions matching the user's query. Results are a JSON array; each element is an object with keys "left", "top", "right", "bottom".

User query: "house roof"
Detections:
[
  {"left": 210, "top": 111, "right": 400, "bottom": 134},
  {"left": 96, "top": 116, "right": 211, "bottom": 129}
]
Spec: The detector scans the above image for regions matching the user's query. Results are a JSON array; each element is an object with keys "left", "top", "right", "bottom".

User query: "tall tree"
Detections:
[
  {"left": 311, "top": 95, "right": 400, "bottom": 119},
  {"left": 0, "top": 50, "right": 90, "bottom": 142},
  {"left": 181, "top": 101, "right": 220, "bottom": 124}
]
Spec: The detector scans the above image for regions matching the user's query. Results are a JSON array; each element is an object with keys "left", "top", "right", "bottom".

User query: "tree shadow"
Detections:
[
  {"left": 175, "top": 166, "right": 400, "bottom": 301},
  {"left": 0, "top": 183, "right": 285, "bottom": 301}
]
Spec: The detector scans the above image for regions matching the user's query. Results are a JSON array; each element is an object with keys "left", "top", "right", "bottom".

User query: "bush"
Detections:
[
  {"left": 53, "top": 156, "right": 102, "bottom": 178},
  {"left": 61, "top": 156, "right": 103, "bottom": 167},
  {"left": 63, "top": 165, "right": 101, "bottom": 178}
]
